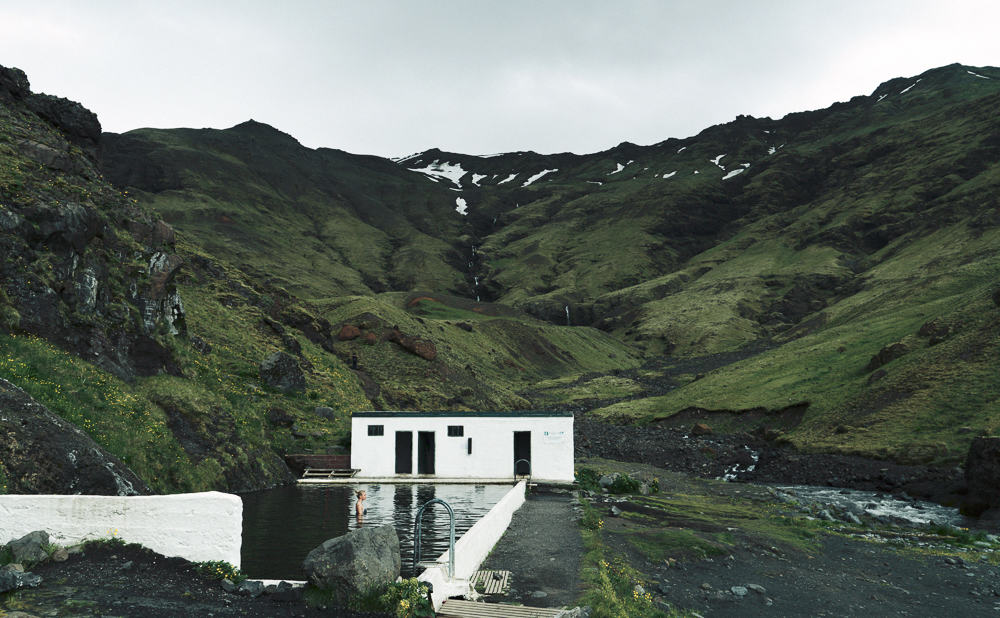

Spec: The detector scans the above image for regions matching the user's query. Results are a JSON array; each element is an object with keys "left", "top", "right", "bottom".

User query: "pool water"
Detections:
[{"left": 239, "top": 483, "right": 513, "bottom": 579}]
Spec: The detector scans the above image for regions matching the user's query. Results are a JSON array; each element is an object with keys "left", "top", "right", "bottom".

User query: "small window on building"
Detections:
[
  {"left": 368, "top": 424, "right": 384, "bottom": 436},
  {"left": 447, "top": 425, "right": 464, "bottom": 437}
]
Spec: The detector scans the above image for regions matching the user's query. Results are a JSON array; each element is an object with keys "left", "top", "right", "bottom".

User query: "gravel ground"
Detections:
[{"left": 2, "top": 542, "right": 389, "bottom": 617}]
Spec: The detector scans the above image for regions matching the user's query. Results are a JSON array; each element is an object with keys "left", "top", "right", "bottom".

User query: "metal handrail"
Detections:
[
  {"left": 514, "top": 458, "right": 531, "bottom": 477},
  {"left": 413, "top": 498, "right": 455, "bottom": 578}
]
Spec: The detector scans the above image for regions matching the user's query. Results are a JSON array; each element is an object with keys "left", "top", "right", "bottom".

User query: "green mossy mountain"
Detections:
[{"left": 2, "top": 62, "right": 999, "bottom": 494}]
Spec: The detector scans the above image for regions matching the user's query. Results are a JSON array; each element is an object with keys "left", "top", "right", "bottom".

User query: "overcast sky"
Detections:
[{"left": 2, "top": 1, "right": 998, "bottom": 158}]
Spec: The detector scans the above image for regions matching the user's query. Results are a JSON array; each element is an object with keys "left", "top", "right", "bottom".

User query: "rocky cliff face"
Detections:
[
  {"left": 0, "top": 65, "right": 185, "bottom": 383},
  {"left": 0, "top": 378, "right": 149, "bottom": 495}
]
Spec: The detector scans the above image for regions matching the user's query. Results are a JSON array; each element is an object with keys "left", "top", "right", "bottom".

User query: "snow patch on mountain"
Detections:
[
  {"left": 522, "top": 169, "right": 558, "bottom": 187},
  {"left": 409, "top": 160, "right": 467, "bottom": 187},
  {"left": 710, "top": 154, "right": 726, "bottom": 169},
  {"left": 899, "top": 79, "right": 921, "bottom": 95},
  {"left": 471, "top": 174, "right": 487, "bottom": 186},
  {"left": 608, "top": 163, "right": 625, "bottom": 175},
  {"left": 677, "top": 146, "right": 687, "bottom": 154},
  {"left": 455, "top": 197, "right": 468, "bottom": 215},
  {"left": 876, "top": 93, "right": 889, "bottom": 102},
  {"left": 393, "top": 151, "right": 426, "bottom": 163},
  {"left": 498, "top": 173, "right": 518, "bottom": 185},
  {"left": 722, "top": 168, "right": 745, "bottom": 180},
  {"left": 967, "top": 70, "right": 991, "bottom": 80},
  {"left": 662, "top": 171, "right": 677, "bottom": 179}
]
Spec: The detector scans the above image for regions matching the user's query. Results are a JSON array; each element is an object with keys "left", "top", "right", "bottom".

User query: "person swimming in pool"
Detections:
[{"left": 355, "top": 489, "right": 367, "bottom": 520}]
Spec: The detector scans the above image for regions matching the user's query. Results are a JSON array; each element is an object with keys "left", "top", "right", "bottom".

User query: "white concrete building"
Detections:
[{"left": 350, "top": 411, "right": 574, "bottom": 483}]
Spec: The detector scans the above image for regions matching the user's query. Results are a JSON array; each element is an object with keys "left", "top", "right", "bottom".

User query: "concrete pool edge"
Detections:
[{"left": 417, "top": 479, "right": 528, "bottom": 610}]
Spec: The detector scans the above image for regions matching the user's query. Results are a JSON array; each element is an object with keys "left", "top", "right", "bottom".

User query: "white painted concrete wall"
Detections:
[
  {"left": 0, "top": 491, "right": 242, "bottom": 566},
  {"left": 351, "top": 415, "right": 574, "bottom": 482},
  {"left": 418, "top": 480, "right": 527, "bottom": 610}
]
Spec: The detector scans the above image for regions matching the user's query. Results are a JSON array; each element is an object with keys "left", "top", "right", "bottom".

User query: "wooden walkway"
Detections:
[
  {"left": 438, "top": 599, "right": 563, "bottom": 617},
  {"left": 299, "top": 467, "right": 358, "bottom": 479},
  {"left": 470, "top": 570, "right": 511, "bottom": 595}
]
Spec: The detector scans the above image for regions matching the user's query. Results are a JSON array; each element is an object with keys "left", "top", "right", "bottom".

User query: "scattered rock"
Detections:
[
  {"left": 190, "top": 336, "right": 212, "bottom": 355},
  {"left": 867, "top": 368, "right": 887, "bottom": 384},
  {"left": 691, "top": 423, "right": 713, "bottom": 436},
  {"left": 818, "top": 509, "right": 836, "bottom": 522},
  {"left": 746, "top": 583, "right": 766, "bottom": 594},
  {"left": 0, "top": 565, "right": 42, "bottom": 593},
  {"left": 302, "top": 524, "right": 400, "bottom": 606},
  {"left": 456, "top": 322, "right": 474, "bottom": 332},
  {"left": 531, "top": 590, "right": 548, "bottom": 598},
  {"left": 731, "top": 585, "right": 748, "bottom": 597},
  {"left": 52, "top": 548, "right": 69, "bottom": 563},
  {"left": 266, "top": 407, "right": 295, "bottom": 428},
  {"left": 314, "top": 406, "right": 335, "bottom": 421},
  {"left": 259, "top": 351, "right": 306, "bottom": 393},
  {"left": 844, "top": 512, "right": 863, "bottom": 525},
  {"left": 610, "top": 506, "right": 622, "bottom": 517},
  {"left": 221, "top": 578, "right": 236, "bottom": 593},
  {"left": 865, "top": 342, "right": 908, "bottom": 372},
  {"left": 364, "top": 332, "right": 378, "bottom": 345},
  {"left": 281, "top": 334, "right": 302, "bottom": 356},
  {"left": 237, "top": 579, "right": 264, "bottom": 597}
]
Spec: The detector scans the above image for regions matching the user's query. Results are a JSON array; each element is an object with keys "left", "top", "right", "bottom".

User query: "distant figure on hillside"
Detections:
[
  {"left": 355, "top": 489, "right": 367, "bottom": 522},
  {"left": 351, "top": 351, "right": 358, "bottom": 370}
]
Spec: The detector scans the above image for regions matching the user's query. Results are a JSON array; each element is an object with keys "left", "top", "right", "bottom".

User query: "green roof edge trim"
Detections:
[{"left": 352, "top": 411, "right": 573, "bottom": 418}]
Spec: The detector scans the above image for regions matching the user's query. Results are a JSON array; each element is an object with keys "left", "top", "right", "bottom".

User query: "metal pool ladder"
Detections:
[{"left": 413, "top": 498, "right": 455, "bottom": 578}]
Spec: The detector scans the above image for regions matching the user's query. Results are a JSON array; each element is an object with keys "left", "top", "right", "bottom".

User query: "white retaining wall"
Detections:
[
  {"left": 418, "top": 480, "right": 526, "bottom": 610},
  {"left": 0, "top": 491, "right": 242, "bottom": 566}
]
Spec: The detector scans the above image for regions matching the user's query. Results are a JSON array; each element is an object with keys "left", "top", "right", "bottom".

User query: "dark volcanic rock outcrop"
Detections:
[
  {"left": 0, "top": 64, "right": 186, "bottom": 382},
  {"left": 0, "top": 378, "right": 150, "bottom": 495},
  {"left": 259, "top": 351, "right": 306, "bottom": 393},
  {"left": 963, "top": 437, "right": 1000, "bottom": 517}
]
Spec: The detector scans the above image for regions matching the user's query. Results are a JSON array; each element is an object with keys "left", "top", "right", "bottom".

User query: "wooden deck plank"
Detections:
[
  {"left": 470, "top": 569, "right": 511, "bottom": 595},
  {"left": 439, "top": 599, "right": 562, "bottom": 617}
]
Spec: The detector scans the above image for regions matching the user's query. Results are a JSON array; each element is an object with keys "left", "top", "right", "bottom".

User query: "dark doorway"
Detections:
[
  {"left": 417, "top": 431, "right": 436, "bottom": 475},
  {"left": 395, "top": 431, "right": 413, "bottom": 474},
  {"left": 513, "top": 431, "right": 531, "bottom": 475}
]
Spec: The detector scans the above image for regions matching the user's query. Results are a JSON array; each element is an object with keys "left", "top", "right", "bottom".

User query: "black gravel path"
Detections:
[{"left": 478, "top": 488, "right": 584, "bottom": 608}]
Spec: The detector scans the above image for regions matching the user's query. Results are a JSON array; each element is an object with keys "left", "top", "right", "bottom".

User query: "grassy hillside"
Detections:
[
  {"left": 318, "top": 293, "right": 641, "bottom": 410},
  {"left": 4, "top": 61, "right": 998, "bottom": 498},
  {"left": 101, "top": 121, "right": 470, "bottom": 300}
]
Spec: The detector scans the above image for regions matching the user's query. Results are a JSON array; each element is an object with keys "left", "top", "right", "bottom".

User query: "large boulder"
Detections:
[
  {"left": 302, "top": 524, "right": 400, "bottom": 604},
  {"left": 259, "top": 351, "right": 306, "bottom": 393},
  {"left": 0, "top": 564, "right": 42, "bottom": 593},
  {"left": 6, "top": 530, "right": 49, "bottom": 565},
  {"left": 964, "top": 437, "right": 1000, "bottom": 516}
]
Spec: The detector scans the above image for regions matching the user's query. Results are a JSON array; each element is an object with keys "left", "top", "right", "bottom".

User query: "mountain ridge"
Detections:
[{"left": 2, "top": 61, "right": 999, "bottom": 497}]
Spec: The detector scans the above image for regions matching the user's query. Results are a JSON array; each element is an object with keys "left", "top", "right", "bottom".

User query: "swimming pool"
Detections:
[{"left": 240, "top": 483, "right": 514, "bottom": 579}]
